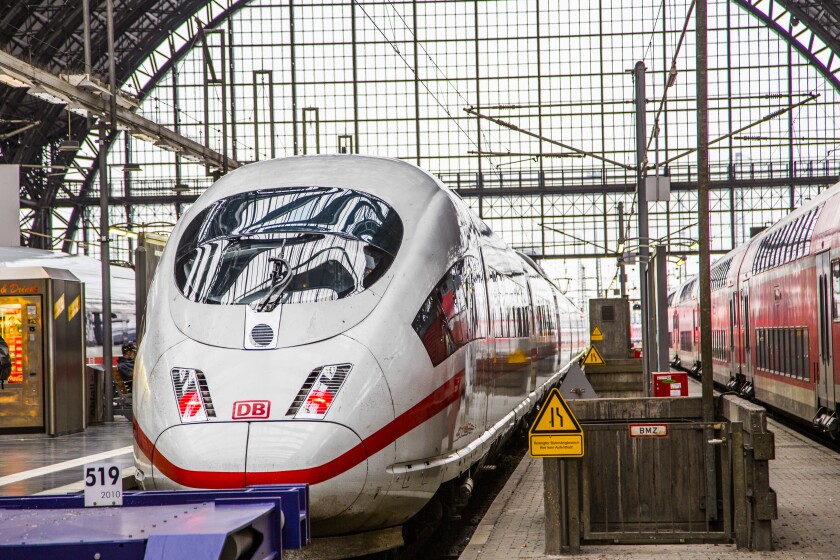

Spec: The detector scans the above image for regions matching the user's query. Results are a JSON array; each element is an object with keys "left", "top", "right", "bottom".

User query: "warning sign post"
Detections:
[
  {"left": 529, "top": 388, "right": 584, "bottom": 458},
  {"left": 532, "top": 387, "right": 585, "bottom": 555}
]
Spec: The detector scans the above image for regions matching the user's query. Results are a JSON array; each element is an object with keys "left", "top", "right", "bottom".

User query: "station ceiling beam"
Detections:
[{"left": 0, "top": 50, "right": 239, "bottom": 173}]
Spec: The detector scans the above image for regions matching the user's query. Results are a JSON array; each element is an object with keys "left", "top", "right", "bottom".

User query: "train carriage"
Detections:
[
  {"left": 669, "top": 181, "right": 840, "bottom": 435},
  {"left": 132, "top": 155, "right": 587, "bottom": 542}
]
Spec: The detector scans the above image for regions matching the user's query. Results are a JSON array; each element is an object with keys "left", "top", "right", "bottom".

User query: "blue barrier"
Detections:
[{"left": 0, "top": 484, "right": 309, "bottom": 560}]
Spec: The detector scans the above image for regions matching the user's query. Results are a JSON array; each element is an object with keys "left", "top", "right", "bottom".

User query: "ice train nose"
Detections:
[{"left": 151, "top": 421, "right": 366, "bottom": 520}]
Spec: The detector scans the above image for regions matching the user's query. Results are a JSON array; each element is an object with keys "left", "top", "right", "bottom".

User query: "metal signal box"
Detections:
[{"left": 588, "top": 297, "right": 632, "bottom": 360}]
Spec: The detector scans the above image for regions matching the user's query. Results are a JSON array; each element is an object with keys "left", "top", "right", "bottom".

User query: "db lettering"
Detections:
[{"left": 233, "top": 400, "right": 270, "bottom": 419}]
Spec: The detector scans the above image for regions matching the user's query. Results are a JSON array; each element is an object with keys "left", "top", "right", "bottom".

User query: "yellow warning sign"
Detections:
[
  {"left": 529, "top": 388, "right": 585, "bottom": 457},
  {"left": 591, "top": 326, "right": 603, "bottom": 341},
  {"left": 68, "top": 295, "right": 81, "bottom": 321},
  {"left": 53, "top": 293, "right": 65, "bottom": 320},
  {"left": 582, "top": 345, "right": 606, "bottom": 365}
]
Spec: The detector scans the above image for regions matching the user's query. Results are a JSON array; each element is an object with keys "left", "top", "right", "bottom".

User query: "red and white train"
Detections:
[
  {"left": 669, "top": 181, "right": 840, "bottom": 436},
  {"left": 132, "top": 155, "right": 586, "bottom": 547}
]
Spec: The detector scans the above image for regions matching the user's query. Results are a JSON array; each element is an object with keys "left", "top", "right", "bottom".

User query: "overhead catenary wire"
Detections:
[{"left": 353, "top": 0, "right": 485, "bottom": 163}]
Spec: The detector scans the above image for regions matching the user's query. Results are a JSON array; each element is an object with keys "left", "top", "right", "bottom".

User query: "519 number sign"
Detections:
[{"left": 83, "top": 462, "right": 123, "bottom": 507}]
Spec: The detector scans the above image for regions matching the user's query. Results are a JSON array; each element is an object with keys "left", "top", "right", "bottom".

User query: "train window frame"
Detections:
[
  {"left": 173, "top": 186, "right": 404, "bottom": 306},
  {"left": 795, "top": 215, "right": 808, "bottom": 259},
  {"left": 778, "top": 223, "right": 790, "bottom": 265},
  {"left": 831, "top": 259, "right": 840, "bottom": 321}
]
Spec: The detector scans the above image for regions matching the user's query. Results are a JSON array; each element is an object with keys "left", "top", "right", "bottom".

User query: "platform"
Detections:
[
  {"left": 0, "top": 418, "right": 133, "bottom": 496},
  {"left": 459, "top": 392, "right": 840, "bottom": 558}
]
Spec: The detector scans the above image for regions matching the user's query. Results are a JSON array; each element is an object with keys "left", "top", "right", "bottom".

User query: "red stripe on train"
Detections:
[{"left": 134, "top": 370, "right": 465, "bottom": 488}]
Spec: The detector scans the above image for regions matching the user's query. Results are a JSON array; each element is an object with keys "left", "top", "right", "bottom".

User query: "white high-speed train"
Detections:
[{"left": 132, "top": 155, "right": 586, "bottom": 544}]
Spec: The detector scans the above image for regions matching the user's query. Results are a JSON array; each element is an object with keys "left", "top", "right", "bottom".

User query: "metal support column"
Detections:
[
  {"left": 473, "top": 0, "right": 483, "bottom": 215},
  {"left": 412, "top": 0, "right": 421, "bottom": 166},
  {"left": 697, "top": 0, "right": 718, "bottom": 524},
  {"left": 634, "top": 61, "right": 651, "bottom": 396},
  {"left": 618, "top": 202, "right": 627, "bottom": 298},
  {"left": 290, "top": 0, "right": 299, "bottom": 155},
  {"left": 654, "top": 245, "right": 670, "bottom": 371},
  {"left": 350, "top": 1, "right": 359, "bottom": 154},
  {"left": 101, "top": 0, "right": 116, "bottom": 422}
]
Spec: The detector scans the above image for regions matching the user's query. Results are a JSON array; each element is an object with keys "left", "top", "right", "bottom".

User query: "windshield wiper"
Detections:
[{"left": 253, "top": 241, "right": 293, "bottom": 312}]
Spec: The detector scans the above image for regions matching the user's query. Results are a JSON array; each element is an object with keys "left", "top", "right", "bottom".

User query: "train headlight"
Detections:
[
  {"left": 171, "top": 367, "right": 216, "bottom": 422},
  {"left": 286, "top": 364, "right": 352, "bottom": 419}
]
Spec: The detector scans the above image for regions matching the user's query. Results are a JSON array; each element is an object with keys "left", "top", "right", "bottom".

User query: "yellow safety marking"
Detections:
[
  {"left": 529, "top": 388, "right": 585, "bottom": 457},
  {"left": 68, "top": 295, "right": 81, "bottom": 321},
  {"left": 582, "top": 345, "right": 606, "bottom": 365},
  {"left": 591, "top": 326, "right": 603, "bottom": 340},
  {"left": 53, "top": 293, "right": 65, "bottom": 320}
]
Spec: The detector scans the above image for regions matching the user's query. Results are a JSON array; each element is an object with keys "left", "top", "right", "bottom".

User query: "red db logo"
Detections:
[{"left": 232, "top": 400, "right": 271, "bottom": 419}]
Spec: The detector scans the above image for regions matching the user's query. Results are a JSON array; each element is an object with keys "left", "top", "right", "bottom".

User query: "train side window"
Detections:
[
  {"left": 784, "top": 328, "right": 792, "bottom": 376},
  {"left": 412, "top": 258, "right": 483, "bottom": 366},
  {"left": 756, "top": 329, "right": 763, "bottom": 370},
  {"left": 793, "top": 328, "right": 802, "bottom": 378},
  {"left": 778, "top": 329, "right": 785, "bottom": 374},
  {"left": 764, "top": 329, "right": 770, "bottom": 371},
  {"left": 831, "top": 260, "right": 840, "bottom": 321}
]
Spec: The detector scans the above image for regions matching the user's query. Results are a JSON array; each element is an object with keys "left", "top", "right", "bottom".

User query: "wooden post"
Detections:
[
  {"left": 731, "top": 422, "right": 748, "bottom": 549},
  {"left": 543, "top": 458, "right": 562, "bottom": 555},
  {"left": 567, "top": 459, "right": 581, "bottom": 552}
]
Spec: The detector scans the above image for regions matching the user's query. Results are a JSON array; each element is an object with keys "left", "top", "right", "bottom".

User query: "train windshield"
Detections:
[{"left": 174, "top": 186, "right": 403, "bottom": 305}]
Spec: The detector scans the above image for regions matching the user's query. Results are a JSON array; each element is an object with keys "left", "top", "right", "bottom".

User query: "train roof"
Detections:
[
  {"left": 0, "top": 247, "right": 135, "bottom": 314},
  {"left": 187, "top": 155, "right": 451, "bottom": 224}
]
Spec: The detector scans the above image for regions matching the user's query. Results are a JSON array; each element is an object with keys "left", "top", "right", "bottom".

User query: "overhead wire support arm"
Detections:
[
  {"left": 649, "top": 92, "right": 820, "bottom": 170},
  {"left": 464, "top": 106, "right": 636, "bottom": 171}
]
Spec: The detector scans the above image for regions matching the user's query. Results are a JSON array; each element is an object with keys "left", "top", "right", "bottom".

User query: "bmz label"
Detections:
[
  {"left": 628, "top": 424, "right": 669, "bottom": 437},
  {"left": 233, "top": 400, "right": 271, "bottom": 419}
]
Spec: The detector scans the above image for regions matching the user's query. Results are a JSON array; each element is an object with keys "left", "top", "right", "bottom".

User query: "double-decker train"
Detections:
[
  {"left": 132, "top": 155, "right": 587, "bottom": 545},
  {"left": 669, "top": 181, "right": 840, "bottom": 436}
]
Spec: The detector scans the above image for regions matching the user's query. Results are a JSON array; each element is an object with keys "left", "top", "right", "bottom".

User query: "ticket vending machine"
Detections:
[{"left": 0, "top": 266, "right": 85, "bottom": 435}]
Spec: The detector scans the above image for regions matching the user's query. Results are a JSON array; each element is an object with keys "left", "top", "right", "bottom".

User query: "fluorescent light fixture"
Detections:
[
  {"left": 180, "top": 153, "right": 202, "bottom": 163},
  {"left": 59, "top": 139, "right": 80, "bottom": 151},
  {"left": 154, "top": 139, "right": 182, "bottom": 153},
  {"left": 129, "top": 130, "right": 159, "bottom": 143},
  {"left": 122, "top": 162, "right": 142, "bottom": 173},
  {"left": 0, "top": 73, "right": 31, "bottom": 88},
  {"left": 676, "top": 255, "right": 687, "bottom": 267},
  {"left": 109, "top": 226, "right": 138, "bottom": 239},
  {"left": 28, "top": 85, "right": 69, "bottom": 105},
  {"left": 689, "top": 241, "right": 699, "bottom": 250},
  {"left": 172, "top": 183, "right": 190, "bottom": 194}
]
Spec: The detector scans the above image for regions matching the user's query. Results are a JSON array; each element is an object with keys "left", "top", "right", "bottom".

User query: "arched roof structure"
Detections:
[{"left": 1, "top": 0, "right": 840, "bottom": 252}]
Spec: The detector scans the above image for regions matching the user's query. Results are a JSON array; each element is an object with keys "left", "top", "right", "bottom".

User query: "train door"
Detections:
[
  {"left": 740, "top": 281, "right": 752, "bottom": 380},
  {"left": 816, "top": 252, "right": 835, "bottom": 408},
  {"left": 730, "top": 291, "right": 738, "bottom": 374},
  {"left": 0, "top": 296, "right": 44, "bottom": 431}
]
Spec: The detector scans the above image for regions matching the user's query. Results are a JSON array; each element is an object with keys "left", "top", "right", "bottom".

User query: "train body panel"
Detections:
[
  {"left": 134, "top": 155, "right": 587, "bottom": 537},
  {"left": 669, "top": 181, "right": 840, "bottom": 435}
]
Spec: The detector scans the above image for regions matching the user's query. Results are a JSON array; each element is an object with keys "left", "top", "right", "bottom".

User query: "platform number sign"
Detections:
[{"left": 84, "top": 462, "right": 123, "bottom": 507}]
